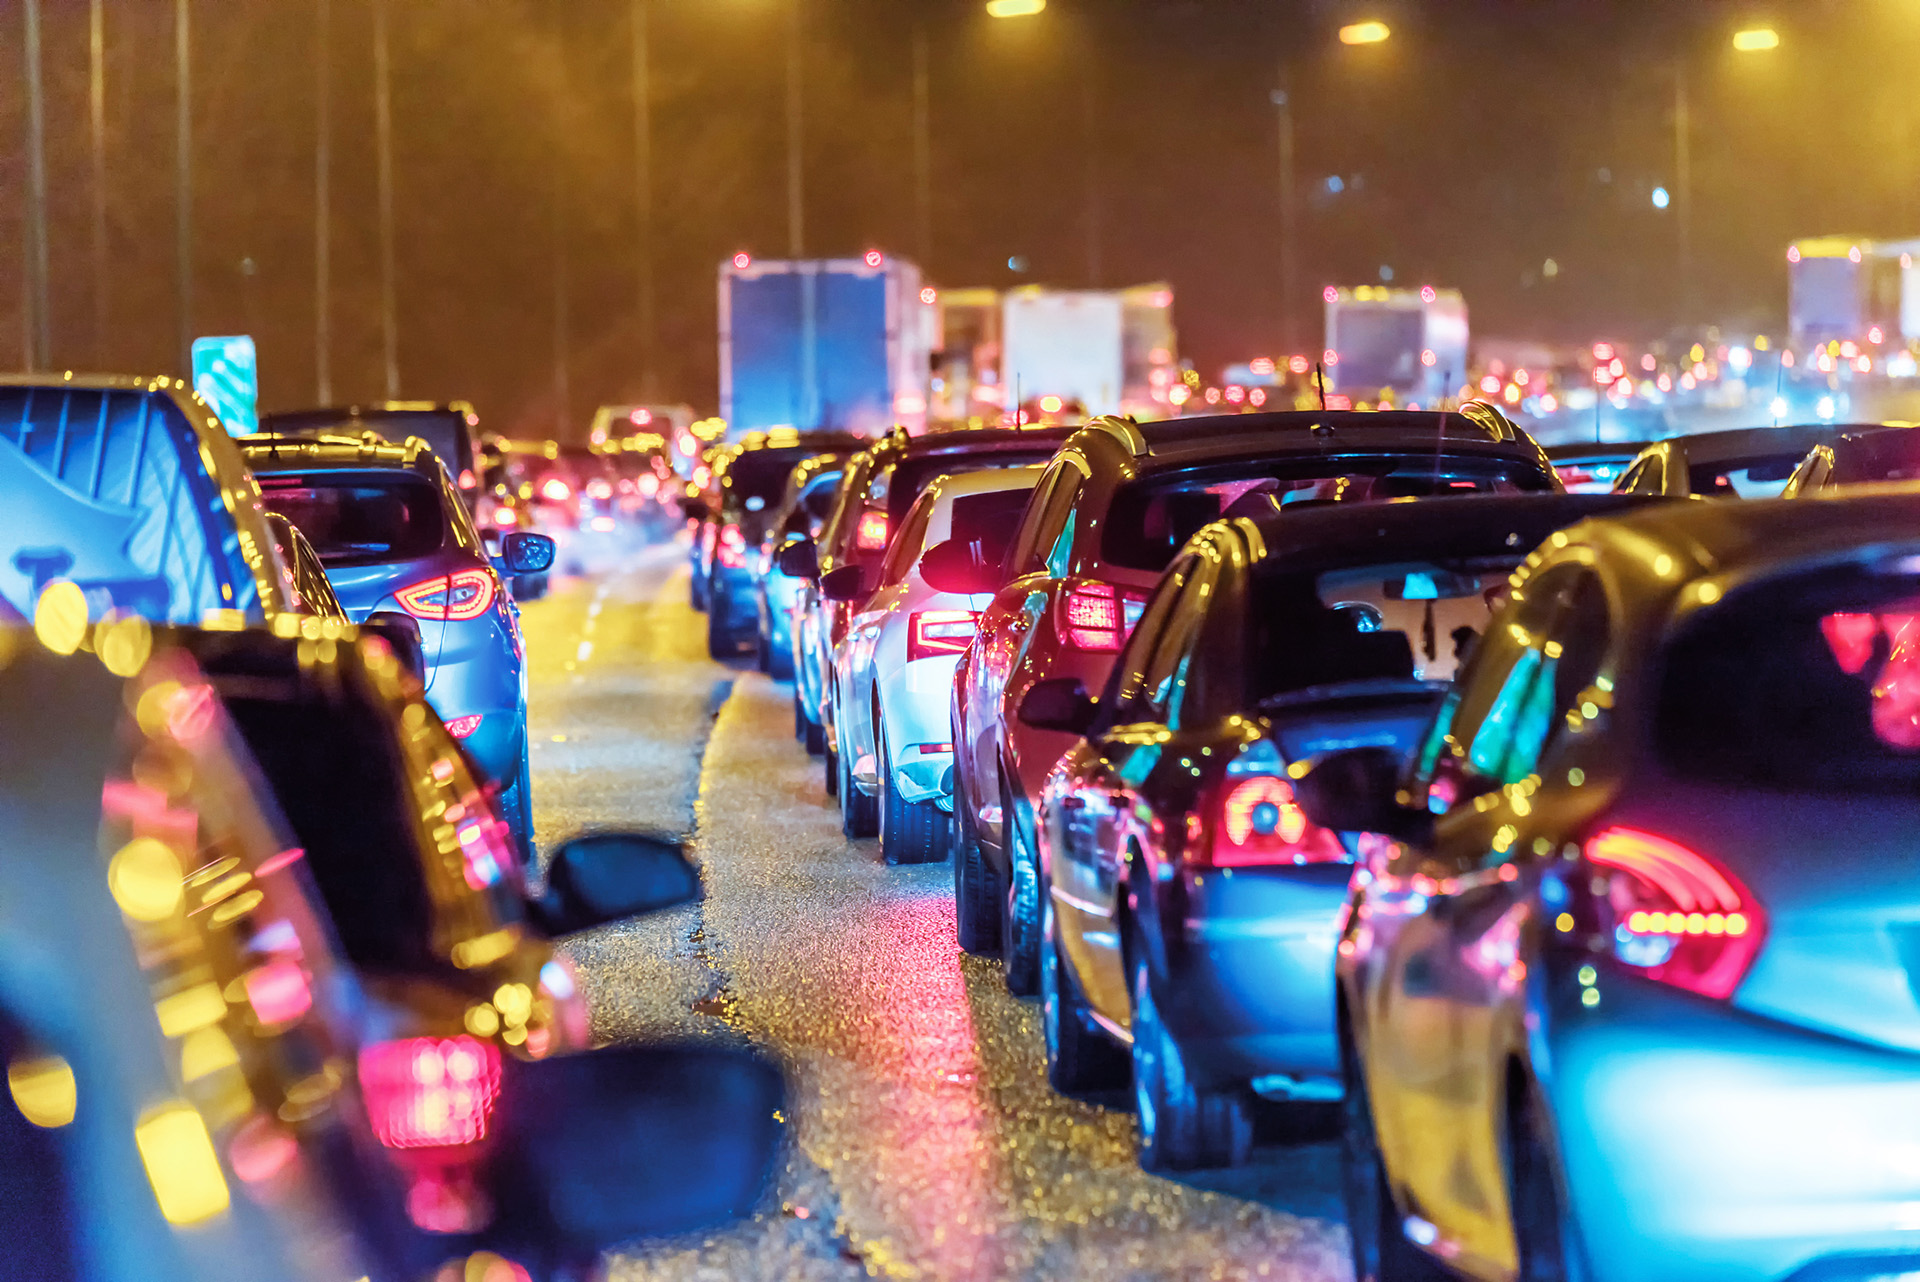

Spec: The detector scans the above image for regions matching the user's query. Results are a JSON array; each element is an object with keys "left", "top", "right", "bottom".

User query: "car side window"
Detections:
[
  {"left": 1005, "top": 459, "right": 1084, "bottom": 581},
  {"left": 880, "top": 489, "right": 937, "bottom": 586},
  {"left": 1100, "top": 558, "right": 1194, "bottom": 728},
  {"left": 1106, "top": 557, "right": 1210, "bottom": 729}
]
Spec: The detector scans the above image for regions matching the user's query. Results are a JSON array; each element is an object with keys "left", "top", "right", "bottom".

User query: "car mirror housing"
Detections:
[
  {"left": 530, "top": 831, "right": 700, "bottom": 935},
  {"left": 776, "top": 538, "right": 818, "bottom": 581},
  {"left": 502, "top": 530, "right": 557, "bottom": 574},
  {"left": 918, "top": 538, "right": 998, "bottom": 595},
  {"left": 1292, "top": 746, "right": 1433, "bottom": 844},
  {"left": 360, "top": 611, "right": 425, "bottom": 681},
  {"left": 480, "top": 1043, "right": 783, "bottom": 1258},
  {"left": 1017, "top": 676, "right": 1099, "bottom": 736},
  {"left": 819, "top": 564, "right": 867, "bottom": 602}
]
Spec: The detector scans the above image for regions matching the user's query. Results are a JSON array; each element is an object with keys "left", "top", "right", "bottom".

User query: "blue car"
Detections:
[
  {"left": 758, "top": 451, "right": 851, "bottom": 681},
  {"left": 243, "top": 434, "right": 553, "bottom": 859}
]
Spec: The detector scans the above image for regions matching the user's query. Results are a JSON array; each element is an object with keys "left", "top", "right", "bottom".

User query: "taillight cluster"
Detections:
[
  {"left": 1061, "top": 582, "right": 1147, "bottom": 651},
  {"left": 1206, "top": 775, "right": 1346, "bottom": 867},
  {"left": 909, "top": 609, "right": 979, "bottom": 661},
  {"left": 358, "top": 1036, "right": 502, "bottom": 1150},
  {"left": 540, "top": 478, "right": 572, "bottom": 503},
  {"left": 716, "top": 524, "right": 749, "bottom": 569},
  {"left": 396, "top": 570, "right": 497, "bottom": 622},
  {"left": 1585, "top": 827, "right": 1765, "bottom": 1000},
  {"left": 856, "top": 510, "right": 890, "bottom": 551}
]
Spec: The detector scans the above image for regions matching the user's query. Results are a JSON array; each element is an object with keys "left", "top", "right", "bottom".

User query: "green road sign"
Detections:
[{"left": 191, "top": 335, "right": 258, "bottom": 436}]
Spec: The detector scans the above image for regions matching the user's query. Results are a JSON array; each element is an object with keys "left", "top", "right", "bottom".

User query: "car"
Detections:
[
  {"left": 1782, "top": 423, "right": 1920, "bottom": 494},
  {"left": 951, "top": 406, "right": 1561, "bottom": 995},
  {"left": 1296, "top": 485, "right": 1920, "bottom": 1282},
  {"left": 686, "top": 429, "right": 860, "bottom": 658},
  {"left": 834, "top": 464, "right": 1046, "bottom": 865},
  {"left": 1610, "top": 423, "right": 1843, "bottom": 498},
  {"left": 783, "top": 426, "right": 1076, "bottom": 824},
  {"left": 240, "top": 433, "right": 555, "bottom": 862},
  {"left": 759, "top": 450, "right": 852, "bottom": 682},
  {"left": 1022, "top": 493, "right": 1656, "bottom": 1172},
  {"left": 261, "top": 401, "right": 485, "bottom": 510},
  {"left": 1544, "top": 441, "right": 1648, "bottom": 494}
]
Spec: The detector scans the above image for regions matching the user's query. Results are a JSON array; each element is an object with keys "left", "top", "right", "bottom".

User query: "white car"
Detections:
[{"left": 830, "top": 465, "right": 1045, "bottom": 864}]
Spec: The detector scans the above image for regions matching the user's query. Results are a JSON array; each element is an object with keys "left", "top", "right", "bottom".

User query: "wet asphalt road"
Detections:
[{"left": 516, "top": 543, "right": 1351, "bottom": 1282}]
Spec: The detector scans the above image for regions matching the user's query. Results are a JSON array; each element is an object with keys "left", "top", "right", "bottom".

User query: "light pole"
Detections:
[
  {"left": 912, "top": 22, "right": 932, "bottom": 268},
  {"left": 785, "top": 0, "right": 804, "bottom": 258},
  {"left": 23, "top": 0, "right": 49, "bottom": 373},
  {"left": 630, "top": 0, "right": 655, "bottom": 399},
  {"left": 90, "top": 0, "right": 107, "bottom": 369},
  {"left": 176, "top": 0, "right": 193, "bottom": 374},
  {"left": 1673, "top": 63, "right": 1692, "bottom": 325},
  {"left": 373, "top": 0, "right": 400, "bottom": 400},
  {"left": 1272, "top": 83, "right": 1296, "bottom": 354},
  {"left": 315, "top": 0, "right": 332, "bottom": 403}
]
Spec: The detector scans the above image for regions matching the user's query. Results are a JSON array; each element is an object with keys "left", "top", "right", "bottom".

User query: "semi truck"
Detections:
[
  {"left": 1324, "top": 285, "right": 1468, "bottom": 407},
  {"left": 1787, "top": 236, "right": 1920, "bottom": 344},
  {"left": 718, "top": 254, "right": 934, "bottom": 437}
]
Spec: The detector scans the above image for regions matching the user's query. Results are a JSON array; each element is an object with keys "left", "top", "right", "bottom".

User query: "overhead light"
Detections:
[
  {"left": 1339, "top": 21, "right": 1391, "bottom": 45},
  {"left": 1732, "top": 28, "right": 1780, "bottom": 52},
  {"left": 986, "top": 0, "right": 1045, "bottom": 16}
]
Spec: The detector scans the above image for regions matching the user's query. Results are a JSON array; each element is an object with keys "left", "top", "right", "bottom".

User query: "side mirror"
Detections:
[
  {"left": 482, "top": 1043, "right": 783, "bottom": 1257},
  {"left": 1017, "top": 676, "right": 1099, "bottom": 736},
  {"left": 919, "top": 538, "right": 998, "bottom": 595},
  {"left": 360, "top": 611, "right": 425, "bottom": 681},
  {"left": 502, "top": 530, "right": 557, "bottom": 574},
  {"left": 1292, "top": 746, "right": 1433, "bottom": 844},
  {"left": 819, "top": 564, "right": 867, "bottom": 602},
  {"left": 529, "top": 831, "right": 700, "bottom": 936},
  {"left": 680, "top": 496, "right": 712, "bottom": 522},
  {"left": 776, "top": 538, "right": 818, "bottom": 581}
]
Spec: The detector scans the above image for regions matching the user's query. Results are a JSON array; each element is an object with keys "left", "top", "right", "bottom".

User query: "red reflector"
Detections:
[
  {"left": 856, "top": 510, "right": 890, "bottom": 551},
  {"left": 908, "top": 609, "right": 979, "bottom": 661},
  {"left": 1206, "top": 776, "right": 1346, "bottom": 867},
  {"left": 1585, "top": 827, "right": 1765, "bottom": 1000},
  {"left": 395, "top": 569, "right": 496, "bottom": 622},
  {"left": 443, "top": 714, "right": 483, "bottom": 739},
  {"left": 359, "top": 1037, "right": 502, "bottom": 1149}
]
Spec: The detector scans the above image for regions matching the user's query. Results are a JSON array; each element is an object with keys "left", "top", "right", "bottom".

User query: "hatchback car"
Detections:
[
  {"left": 241, "top": 434, "right": 554, "bottom": 858},
  {"left": 952, "top": 406, "right": 1560, "bottom": 995},
  {"left": 1611, "top": 423, "right": 1840, "bottom": 498},
  {"left": 1782, "top": 423, "right": 1920, "bottom": 494},
  {"left": 1298, "top": 487, "right": 1920, "bottom": 1282},
  {"left": 759, "top": 451, "right": 851, "bottom": 682},
  {"left": 835, "top": 465, "right": 1045, "bottom": 865},
  {"left": 262, "top": 401, "right": 485, "bottom": 509},
  {"left": 1023, "top": 494, "right": 1653, "bottom": 1172}
]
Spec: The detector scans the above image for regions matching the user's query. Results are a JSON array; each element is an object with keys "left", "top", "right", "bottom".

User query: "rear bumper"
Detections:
[
  {"left": 879, "top": 655, "right": 960, "bottom": 808},
  {"left": 1546, "top": 963, "right": 1920, "bottom": 1282},
  {"left": 708, "top": 563, "right": 757, "bottom": 627}
]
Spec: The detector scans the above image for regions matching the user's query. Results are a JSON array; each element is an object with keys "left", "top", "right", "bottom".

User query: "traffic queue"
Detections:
[
  {"left": 0, "top": 374, "right": 775, "bottom": 1282},
  {"left": 720, "top": 404, "right": 1920, "bottom": 1282}
]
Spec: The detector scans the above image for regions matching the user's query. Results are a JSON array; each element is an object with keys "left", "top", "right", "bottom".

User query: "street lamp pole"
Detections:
[
  {"left": 90, "top": 0, "right": 108, "bottom": 369},
  {"left": 373, "top": 0, "right": 400, "bottom": 400},
  {"left": 629, "top": 0, "right": 655, "bottom": 399},
  {"left": 23, "top": 0, "right": 49, "bottom": 373},
  {"left": 785, "top": 0, "right": 805, "bottom": 259},
  {"left": 912, "top": 21, "right": 932, "bottom": 269},
  {"left": 1674, "top": 63, "right": 1693, "bottom": 325},
  {"left": 1272, "top": 81, "right": 1297, "bottom": 355},
  {"left": 176, "top": 0, "right": 193, "bottom": 374},
  {"left": 315, "top": 0, "right": 332, "bottom": 403}
]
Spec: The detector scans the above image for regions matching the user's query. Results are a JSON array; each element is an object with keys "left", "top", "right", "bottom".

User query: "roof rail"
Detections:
[
  {"left": 1457, "top": 401, "right": 1522, "bottom": 442},
  {"left": 1082, "top": 414, "right": 1148, "bottom": 456}
]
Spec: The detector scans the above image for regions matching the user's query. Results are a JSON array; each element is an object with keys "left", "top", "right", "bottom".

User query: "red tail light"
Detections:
[
  {"left": 1585, "top": 827, "right": 1765, "bottom": 1000},
  {"left": 1204, "top": 776, "right": 1346, "bottom": 867},
  {"left": 396, "top": 570, "right": 496, "bottom": 622},
  {"left": 1060, "top": 582, "right": 1147, "bottom": 651},
  {"left": 359, "top": 1037, "right": 502, "bottom": 1149},
  {"left": 717, "top": 524, "right": 749, "bottom": 568},
  {"left": 443, "top": 714, "right": 482, "bottom": 739},
  {"left": 856, "top": 510, "right": 890, "bottom": 551},
  {"left": 909, "top": 609, "right": 979, "bottom": 660},
  {"left": 540, "top": 478, "right": 572, "bottom": 503},
  {"left": 585, "top": 478, "right": 613, "bottom": 500}
]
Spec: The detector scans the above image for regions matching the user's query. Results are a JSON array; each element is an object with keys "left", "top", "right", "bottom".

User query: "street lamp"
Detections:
[
  {"left": 986, "top": 0, "right": 1045, "bottom": 17},
  {"left": 1732, "top": 27, "right": 1780, "bottom": 52},
  {"left": 1338, "top": 21, "right": 1390, "bottom": 45}
]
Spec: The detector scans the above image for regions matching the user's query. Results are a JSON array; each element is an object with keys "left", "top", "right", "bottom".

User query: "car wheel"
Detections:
[
  {"left": 824, "top": 740, "right": 840, "bottom": 797},
  {"left": 1509, "top": 1075, "right": 1586, "bottom": 1282},
  {"left": 1000, "top": 776, "right": 1042, "bottom": 997},
  {"left": 689, "top": 566, "right": 708, "bottom": 612},
  {"left": 839, "top": 734, "right": 879, "bottom": 838},
  {"left": 500, "top": 733, "right": 538, "bottom": 878},
  {"left": 1041, "top": 896, "right": 1129, "bottom": 1095},
  {"left": 879, "top": 729, "right": 946, "bottom": 866},
  {"left": 803, "top": 703, "right": 826, "bottom": 756},
  {"left": 1130, "top": 935, "right": 1251, "bottom": 1171},
  {"left": 706, "top": 595, "right": 740, "bottom": 659},
  {"left": 794, "top": 687, "right": 808, "bottom": 741},
  {"left": 755, "top": 626, "right": 772, "bottom": 673},
  {"left": 1342, "top": 1022, "right": 1452, "bottom": 1282},
  {"left": 953, "top": 794, "right": 1002, "bottom": 956}
]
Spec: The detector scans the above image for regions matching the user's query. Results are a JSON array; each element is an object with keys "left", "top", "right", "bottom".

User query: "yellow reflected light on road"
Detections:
[
  {"left": 8, "top": 1056, "right": 77, "bottom": 1128},
  {"left": 1339, "top": 20, "right": 1391, "bottom": 45},
  {"left": 1732, "top": 28, "right": 1780, "bottom": 51},
  {"left": 135, "top": 1102, "right": 230, "bottom": 1225},
  {"left": 985, "top": 0, "right": 1045, "bottom": 16}
]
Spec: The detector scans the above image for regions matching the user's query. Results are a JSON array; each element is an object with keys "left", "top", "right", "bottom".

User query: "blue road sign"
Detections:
[{"left": 191, "top": 335, "right": 259, "bottom": 436}]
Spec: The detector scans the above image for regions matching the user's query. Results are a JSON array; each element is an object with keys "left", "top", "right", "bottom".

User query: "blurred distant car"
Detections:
[
  {"left": 951, "top": 407, "right": 1561, "bottom": 996},
  {"left": 483, "top": 438, "right": 584, "bottom": 541},
  {"left": 834, "top": 465, "right": 1044, "bottom": 865},
  {"left": 1302, "top": 487, "right": 1920, "bottom": 1282},
  {"left": 759, "top": 451, "right": 852, "bottom": 682},
  {"left": 1545, "top": 441, "right": 1648, "bottom": 494},
  {"left": 261, "top": 401, "right": 485, "bottom": 510},
  {"left": 241, "top": 433, "right": 555, "bottom": 859},
  {"left": 1612, "top": 424, "right": 1841, "bottom": 498},
  {"left": 1783, "top": 423, "right": 1920, "bottom": 494},
  {"left": 1024, "top": 493, "right": 1654, "bottom": 1172}
]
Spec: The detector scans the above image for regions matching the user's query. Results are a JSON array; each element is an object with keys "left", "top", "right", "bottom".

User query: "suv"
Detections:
[
  {"left": 951, "top": 406, "right": 1559, "bottom": 993},
  {"left": 262, "top": 401, "right": 484, "bottom": 507},
  {"left": 1611, "top": 423, "right": 1841, "bottom": 498}
]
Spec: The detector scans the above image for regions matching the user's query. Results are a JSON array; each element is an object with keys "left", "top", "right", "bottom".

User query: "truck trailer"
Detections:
[{"left": 1324, "top": 285, "right": 1468, "bottom": 407}]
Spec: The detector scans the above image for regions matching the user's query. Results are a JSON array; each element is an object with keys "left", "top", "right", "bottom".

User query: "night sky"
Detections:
[{"left": 0, "top": 0, "right": 1905, "bottom": 434}]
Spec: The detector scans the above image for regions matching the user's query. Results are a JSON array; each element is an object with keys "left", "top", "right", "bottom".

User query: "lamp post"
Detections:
[
  {"left": 176, "top": 0, "right": 193, "bottom": 375},
  {"left": 23, "top": 0, "right": 49, "bottom": 373},
  {"left": 630, "top": 0, "right": 655, "bottom": 399},
  {"left": 373, "top": 0, "right": 399, "bottom": 399}
]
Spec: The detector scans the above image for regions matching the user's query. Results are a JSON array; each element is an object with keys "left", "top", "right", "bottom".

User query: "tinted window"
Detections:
[
  {"left": 258, "top": 473, "right": 447, "bottom": 566},
  {"left": 881, "top": 489, "right": 937, "bottom": 587},
  {"left": 950, "top": 484, "right": 1039, "bottom": 570},
  {"left": 887, "top": 450, "right": 1054, "bottom": 524},
  {"left": 1102, "top": 455, "right": 1546, "bottom": 571},
  {"left": 1830, "top": 432, "right": 1920, "bottom": 486},
  {"left": 1104, "top": 557, "right": 1202, "bottom": 726},
  {"left": 728, "top": 448, "right": 810, "bottom": 511},
  {"left": 1658, "top": 570, "right": 1920, "bottom": 792},
  {"left": 1687, "top": 452, "right": 1804, "bottom": 498}
]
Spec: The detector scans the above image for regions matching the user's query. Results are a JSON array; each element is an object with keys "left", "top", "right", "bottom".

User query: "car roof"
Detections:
[
  {"left": 1831, "top": 424, "right": 1920, "bottom": 449},
  {"left": 862, "top": 424, "right": 1076, "bottom": 465},
  {"left": 1546, "top": 441, "right": 1649, "bottom": 462},
  {"left": 916, "top": 461, "right": 1046, "bottom": 508},
  {"left": 238, "top": 431, "right": 440, "bottom": 475},
  {"left": 1657, "top": 424, "right": 1841, "bottom": 464},
  {"left": 260, "top": 401, "right": 473, "bottom": 425},
  {"left": 1067, "top": 408, "right": 1553, "bottom": 477}
]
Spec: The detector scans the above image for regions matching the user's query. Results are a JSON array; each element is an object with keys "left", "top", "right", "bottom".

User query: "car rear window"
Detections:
[
  {"left": 257, "top": 472, "right": 446, "bottom": 566},
  {"left": 1686, "top": 453, "right": 1802, "bottom": 498},
  {"left": 1832, "top": 431, "right": 1920, "bottom": 486},
  {"left": 1103, "top": 455, "right": 1546, "bottom": 572},
  {"left": 886, "top": 450, "right": 1055, "bottom": 524},
  {"left": 1658, "top": 568, "right": 1920, "bottom": 792}
]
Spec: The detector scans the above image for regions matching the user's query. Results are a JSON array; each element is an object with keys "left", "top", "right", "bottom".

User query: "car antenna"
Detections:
[
  {"left": 1314, "top": 361, "right": 1327, "bottom": 411},
  {"left": 1773, "top": 351, "right": 1785, "bottom": 427},
  {"left": 1594, "top": 379, "right": 1603, "bottom": 445}
]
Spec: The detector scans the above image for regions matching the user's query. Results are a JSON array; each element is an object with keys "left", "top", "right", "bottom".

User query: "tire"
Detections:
[
  {"left": 1130, "top": 937, "right": 1251, "bottom": 1171},
  {"left": 689, "top": 559, "right": 709, "bottom": 612},
  {"left": 1000, "top": 775, "right": 1042, "bottom": 997},
  {"left": 839, "top": 733, "right": 879, "bottom": 838},
  {"left": 794, "top": 688, "right": 808, "bottom": 741},
  {"left": 500, "top": 733, "right": 538, "bottom": 879},
  {"left": 1509, "top": 1074, "right": 1585, "bottom": 1282},
  {"left": 1041, "top": 895, "right": 1129, "bottom": 1095},
  {"left": 879, "top": 729, "right": 947, "bottom": 865},
  {"left": 824, "top": 742, "right": 840, "bottom": 797},
  {"left": 756, "top": 626, "right": 772, "bottom": 673},
  {"left": 803, "top": 705, "right": 826, "bottom": 756},
  {"left": 707, "top": 594, "right": 740, "bottom": 659},
  {"left": 953, "top": 796, "right": 1002, "bottom": 956},
  {"left": 1342, "top": 1023, "right": 1453, "bottom": 1282}
]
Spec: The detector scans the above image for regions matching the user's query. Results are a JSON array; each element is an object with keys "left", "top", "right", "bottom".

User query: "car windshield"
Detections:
[
  {"left": 1658, "top": 568, "right": 1920, "bottom": 792},
  {"left": 1103, "top": 454, "right": 1546, "bottom": 571},
  {"left": 1687, "top": 453, "right": 1803, "bottom": 497},
  {"left": 257, "top": 472, "right": 446, "bottom": 566},
  {"left": 1832, "top": 431, "right": 1920, "bottom": 485},
  {"left": 728, "top": 449, "right": 811, "bottom": 516}
]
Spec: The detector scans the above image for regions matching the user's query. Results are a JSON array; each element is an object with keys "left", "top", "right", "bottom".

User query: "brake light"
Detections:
[
  {"left": 396, "top": 570, "right": 496, "bottom": 622},
  {"left": 540, "top": 478, "right": 572, "bottom": 503},
  {"left": 443, "top": 714, "right": 482, "bottom": 739},
  {"left": 1205, "top": 776, "right": 1346, "bottom": 867},
  {"left": 1060, "top": 583, "right": 1147, "bottom": 651},
  {"left": 856, "top": 510, "right": 890, "bottom": 551},
  {"left": 358, "top": 1037, "right": 502, "bottom": 1149},
  {"left": 586, "top": 478, "right": 613, "bottom": 500},
  {"left": 909, "top": 609, "right": 979, "bottom": 660},
  {"left": 1585, "top": 827, "right": 1765, "bottom": 1000},
  {"left": 717, "top": 525, "right": 749, "bottom": 568}
]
